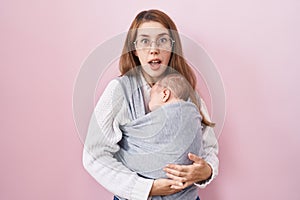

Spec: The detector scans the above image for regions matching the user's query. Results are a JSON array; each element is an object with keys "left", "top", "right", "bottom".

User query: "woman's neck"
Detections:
[
  {"left": 141, "top": 70, "right": 158, "bottom": 87},
  {"left": 141, "top": 69, "right": 168, "bottom": 87}
]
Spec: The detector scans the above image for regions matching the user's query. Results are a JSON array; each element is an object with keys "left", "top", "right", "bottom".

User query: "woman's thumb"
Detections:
[{"left": 188, "top": 153, "right": 202, "bottom": 163}]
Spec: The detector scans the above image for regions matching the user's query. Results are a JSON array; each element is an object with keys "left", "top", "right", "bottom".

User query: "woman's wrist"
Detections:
[
  {"left": 149, "top": 179, "right": 157, "bottom": 196},
  {"left": 197, "top": 171, "right": 212, "bottom": 185},
  {"left": 196, "top": 162, "right": 213, "bottom": 186}
]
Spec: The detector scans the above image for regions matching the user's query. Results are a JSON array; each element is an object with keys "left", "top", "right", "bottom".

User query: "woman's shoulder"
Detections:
[
  {"left": 98, "top": 78, "right": 126, "bottom": 102},
  {"left": 106, "top": 75, "right": 132, "bottom": 87},
  {"left": 105, "top": 77, "right": 124, "bottom": 92},
  {"left": 102, "top": 75, "right": 137, "bottom": 100}
]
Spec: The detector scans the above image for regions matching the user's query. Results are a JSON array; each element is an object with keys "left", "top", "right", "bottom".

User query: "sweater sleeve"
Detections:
[
  {"left": 82, "top": 79, "right": 154, "bottom": 200},
  {"left": 195, "top": 98, "right": 219, "bottom": 188}
]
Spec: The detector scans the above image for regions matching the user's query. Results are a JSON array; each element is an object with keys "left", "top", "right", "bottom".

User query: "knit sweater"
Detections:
[{"left": 82, "top": 71, "right": 219, "bottom": 200}]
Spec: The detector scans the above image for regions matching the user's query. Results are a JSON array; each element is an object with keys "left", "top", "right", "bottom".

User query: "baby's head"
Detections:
[{"left": 148, "top": 73, "right": 192, "bottom": 111}]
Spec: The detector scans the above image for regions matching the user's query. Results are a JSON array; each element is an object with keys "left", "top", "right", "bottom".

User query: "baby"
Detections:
[{"left": 149, "top": 73, "right": 194, "bottom": 111}]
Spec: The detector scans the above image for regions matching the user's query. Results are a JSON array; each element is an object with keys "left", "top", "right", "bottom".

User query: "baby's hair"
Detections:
[
  {"left": 157, "top": 73, "right": 191, "bottom": 101},
  {"left": 158, "top": 73, "right": 215, "bottom": 127}
]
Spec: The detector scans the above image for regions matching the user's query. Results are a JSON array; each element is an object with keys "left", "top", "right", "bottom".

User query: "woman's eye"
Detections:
[
  {"left": 159, "top": 37, "right": 168, "bottom": 44},
  {"left": 140, "top": 38, "right": 150, "bottom": 44}
]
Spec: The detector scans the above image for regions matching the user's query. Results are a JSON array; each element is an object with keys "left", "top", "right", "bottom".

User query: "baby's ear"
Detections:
[{"left": 162, "top": 88, "right": 171, "bottom": 102}]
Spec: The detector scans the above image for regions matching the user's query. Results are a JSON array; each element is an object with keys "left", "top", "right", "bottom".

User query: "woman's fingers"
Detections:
[
  {"left": 170, "top": 184, "right": 184, "bottom": 190},
  {"left": 170, "top": 181, "right": 193, "bottom": 189},
  {"left": 164, "top": 164, "right": 188, "bottom": 174},
  {"left": 150, "top": 178, "right": 183, "bottom": 196},
  {"left": 164, "top": 153, "right": 212, "bottom": 185},
  {"left": 165, "top": 172, "right": 187, "bottom": 182},
  {"left": 164, "top": 165, "right": 181, "bottom": 176}
]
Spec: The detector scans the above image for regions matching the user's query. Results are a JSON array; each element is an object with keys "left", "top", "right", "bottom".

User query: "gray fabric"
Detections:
[{"left": 115, "top": 73, "right": 203, "bottom": 200}]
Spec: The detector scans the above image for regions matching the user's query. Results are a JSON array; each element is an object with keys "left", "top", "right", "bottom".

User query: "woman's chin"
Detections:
[
  {"left": 149, "top": 63, "right": 161, "bottom": 71},
  {"left": 141, "top": 64, "right": 168, "bottom": 81}
]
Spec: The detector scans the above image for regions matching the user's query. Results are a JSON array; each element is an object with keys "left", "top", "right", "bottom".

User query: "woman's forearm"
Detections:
[
  {"left": 83, "top": 146, "right": 153, "bottom": 200},
  {"left": 198, "top": 97, "right": 219, "bottom": 187},
  {"left": 83, "top": 79, "right": 153, "bottom": 200},
  {"left": 198, "top": 125, "right": 219, "bottom": 187}
]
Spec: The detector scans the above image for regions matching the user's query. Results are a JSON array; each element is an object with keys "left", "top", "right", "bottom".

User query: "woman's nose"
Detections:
[{"left": 149, "top": 43, "right": 159, "bottom": 55}]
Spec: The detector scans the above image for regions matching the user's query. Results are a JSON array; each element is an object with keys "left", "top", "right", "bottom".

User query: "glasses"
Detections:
[{"left": 133, "top": 36, "right": 175, "bottom": 50}]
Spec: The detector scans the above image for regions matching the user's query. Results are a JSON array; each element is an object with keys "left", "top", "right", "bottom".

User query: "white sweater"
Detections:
[{"left": 82, "top": 73, "right": 219, "bottom": 200}]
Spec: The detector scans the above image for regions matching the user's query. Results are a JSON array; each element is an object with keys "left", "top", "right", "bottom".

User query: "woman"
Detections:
[{"left": 83, "top": 9, "right": 219, "bottom": 200}]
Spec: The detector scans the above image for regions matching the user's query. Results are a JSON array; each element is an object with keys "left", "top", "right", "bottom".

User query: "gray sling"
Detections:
[{"left": 115, "top": 73, "right": 203, "bottom": 200}]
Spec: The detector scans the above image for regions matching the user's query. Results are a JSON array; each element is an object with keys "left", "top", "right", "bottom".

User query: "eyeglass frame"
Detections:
[{"left": 133, "top": 36, "right": 175, "bottom": 50}]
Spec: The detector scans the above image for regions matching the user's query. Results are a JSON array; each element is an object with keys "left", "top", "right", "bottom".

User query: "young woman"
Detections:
[{"left": 83, "top": 9, "right": 219, "bottom": 200}]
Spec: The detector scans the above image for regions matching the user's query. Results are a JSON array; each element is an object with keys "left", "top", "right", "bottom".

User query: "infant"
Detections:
[{"left": 149, "top": 73, "right": 193, "bottom": 111}]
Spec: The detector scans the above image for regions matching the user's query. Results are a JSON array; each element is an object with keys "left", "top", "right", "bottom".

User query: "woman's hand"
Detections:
[
  {"left": 163, "top": 153, "right": 212, "bottom": 189},
  {"left": 149, "top": 178, "right": 183, "bottom": 196}
]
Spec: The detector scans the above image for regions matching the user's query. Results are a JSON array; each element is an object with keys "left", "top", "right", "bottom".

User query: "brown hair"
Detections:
[{"left": 119, "top": 9, "right": 214, "bottom": 127}]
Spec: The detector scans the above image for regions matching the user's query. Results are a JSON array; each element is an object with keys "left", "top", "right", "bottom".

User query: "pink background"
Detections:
[{"left": 1, "top": 1, "right": 300, "bottom": 200}]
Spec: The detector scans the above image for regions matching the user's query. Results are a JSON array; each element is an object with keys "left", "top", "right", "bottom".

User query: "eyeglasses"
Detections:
[{"left": 133, "top": 36, "right": 175, "bottom": 50}]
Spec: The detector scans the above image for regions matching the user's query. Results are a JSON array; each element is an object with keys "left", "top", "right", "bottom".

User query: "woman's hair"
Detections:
[
  {"left": 119, "top": 9, "right": 214, "bottom": 127},
  {"left": 119, "top": 9, "right": 196, "bottom": 89},
  {"left": 158, "top": 73, "right": 215, "bottom": 127}
]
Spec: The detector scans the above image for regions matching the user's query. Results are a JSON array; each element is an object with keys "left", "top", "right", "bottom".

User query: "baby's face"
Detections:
[{"left": 148, "top": 83, "right": 164, "bottom": 111}]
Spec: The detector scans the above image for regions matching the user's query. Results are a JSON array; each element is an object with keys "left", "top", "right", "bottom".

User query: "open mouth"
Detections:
[
  {"left": 148, "top": 59, "right": 162, "bottom": 64},
  {"left": 148, "top": 59, "right": 162, "bottom": 70}
]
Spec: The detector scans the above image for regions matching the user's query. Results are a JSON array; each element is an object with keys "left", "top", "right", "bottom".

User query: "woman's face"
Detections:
[{"left": 134, "top": 21, "right": 172, "bottom": 83}]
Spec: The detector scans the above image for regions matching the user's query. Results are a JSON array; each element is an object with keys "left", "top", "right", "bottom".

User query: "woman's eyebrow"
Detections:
[
  {"left": 137, "top": 34, "right": 150, "bottom": 37},
  {"left": 157, "top": 33, "right": 169, "bottom": 37},
  {"left": 137, "top": 33, "right": 169, "bottom": 38}
]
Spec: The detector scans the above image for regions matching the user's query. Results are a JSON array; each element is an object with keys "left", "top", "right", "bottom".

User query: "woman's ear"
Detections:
[
  {"left": 133, "top": 50, "right": 138, "bottom": 57},
  {"left": 162, "top": 89, "right": 171, "bottom": 102}
]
